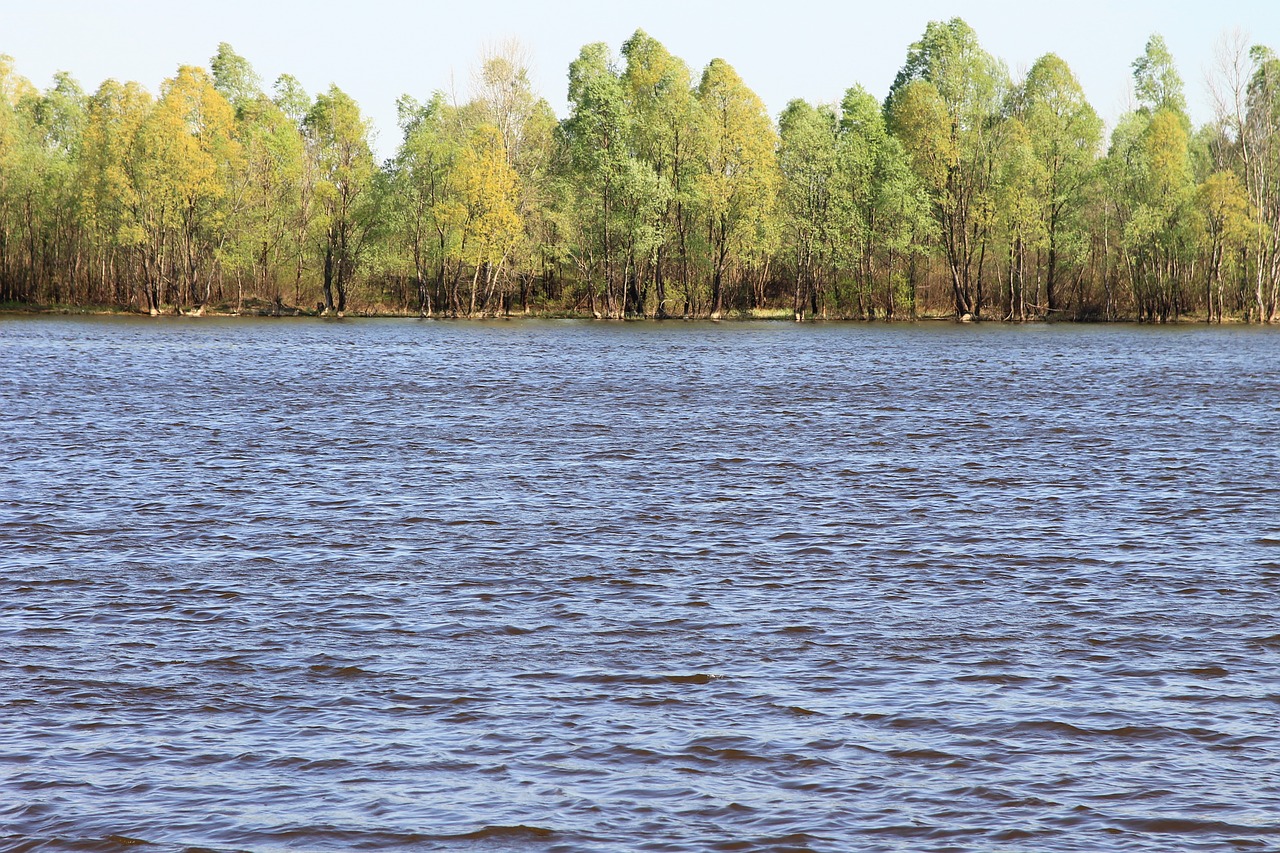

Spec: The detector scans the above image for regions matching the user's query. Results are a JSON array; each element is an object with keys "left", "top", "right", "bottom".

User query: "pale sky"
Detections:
[{"left": 5, "top": 0, "right": 1278, "bottom": 158}]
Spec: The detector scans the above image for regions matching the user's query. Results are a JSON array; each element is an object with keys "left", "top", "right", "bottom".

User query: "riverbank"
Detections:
[{"left": 0, "top": 300, "right": 1254, "bottom": 325}]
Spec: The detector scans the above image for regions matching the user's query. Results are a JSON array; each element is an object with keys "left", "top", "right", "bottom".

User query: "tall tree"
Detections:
[
  {"left": 561, "top": 42, "right": 633, "bottom": 317},
  {"left": 471, "top": 42, "right": 560, "bottom": 314},
  {"left": 140, "top": 66, "right": 240, "bottom": 312},
  {"left": 1133, "top": 35, "right": 1189, "bottom": 121},
  {"left": 210, "top": 43, "right": 262, "bottom": 114},
  {"left": 391, "top": 92, "right": 464, "bottom": 314},
  {"left": 0, "top": 57, "right": 41, "bottom": 303},
  {"left": 1243, "top": 46, "right": 1280, "bottom": 321},
  {"left": 79, "top": 78, "right": 152, "bottom": 308},
  {"left": 697, "top": 58, "right": 778, "bottom": 318},
  {"left": 1195, "top": 170, "right": 1253, "bottom": 322},
  {"left": 236, "top": 93, "right": 305, "bottom": 310},
  {"left": 455, "top": 124, "right": 522, "bottom": 315},
  {"left": 306, "top": 85, "right": 376, "bottom": 314},
  {"left": 1108, "top": 36, "right": 1196, "bottom": 322},
  {"left": 471, "top": 40, "right": 538, "bottom": 168},
  {"left": 888, "top": 18, "right": 1007, "bottom": 318},
  {"left": 833, "top": 85, "right": 929, "bottom": 319},
  {"left": 621, "top": 29, "right": 703, "bottom": 317},
  {"left": 1016, "top": 54, "right": 1102, "bottom": 314},
  {"left": 778, "top": 99, "right": 836, "bottom": 319}
]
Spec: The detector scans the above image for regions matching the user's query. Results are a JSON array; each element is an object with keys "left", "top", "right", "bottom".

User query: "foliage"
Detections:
[{"left": 3, "top": 25, "right": 1280, "bottom": 323}]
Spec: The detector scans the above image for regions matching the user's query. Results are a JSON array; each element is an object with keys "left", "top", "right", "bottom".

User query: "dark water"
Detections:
[{"left": 3, "top": 316, "right": 1280, "bottom": 853}]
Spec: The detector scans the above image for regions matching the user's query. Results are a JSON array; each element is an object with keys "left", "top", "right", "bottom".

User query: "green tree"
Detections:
[
  {"left": 236, "top": 92, "right": 305, "bottom": 310},
  {"left": 456, "top": 124, "right": 522, "bottom": 315},
  {"left": 621, "top": 29, "right": 703, "bottom": 317},
  {"left": 390, "top": 92, "right": 464, "bottom": 314},
  {"left": 306, "top": 85, "right": 376, "bottom": 314},
  {"left": 0, "top": 57, "right": 41, "bottom": 303},
  {"left": 561, "top": 42, "right": 633, "bottom": 317},
  {"left": 697, "top": 58, "right": 778, "bottom": 318},
  {"left": 78, "top": 78, "right": 153, "bottom": 308},
  {"left": 271, "top": 75, "right": 321, "bottom": 309},
  {"left": 1133, "top": 35, "right": 1189, "bottom": 120},
  {"left": 1243, "top": 46, "right": 1280, "bottom": 321},
  {"left": 778, "top": 99, "right": 836, "bottom": 319},
  {"left": 7, "top": 70, "right": 89, "bottom": 305},
  {"left": 833, "top": 85, "right": 929, "bottom": 319},
  {"left": 1196, "top": 170, "right": 1253, "bottom": 321},
  {"left": 888, "top": 18, "right": 1008, "bottom": 318},
  {"left": 989, "top": 114, "right": 1044, "bottom": 319},
  {"left": 211, "top": 43, "right": 262, "bottom": 114},
  {"left": 1017, "top": 53, "right": 1102, "bottom": 314}
]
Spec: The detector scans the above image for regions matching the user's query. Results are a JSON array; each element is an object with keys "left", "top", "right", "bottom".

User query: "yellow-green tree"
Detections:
[
  {"left": 306, "top": 85, "right": 375, "bottom": 314},
  {"left": 990, "top": 115, "right": 1044, "bottom": 319},
  {"left": 390, "top": 92, "right": 465, "bottom": 315},
  {"left": 135, "top": 65, "right": 240, "bottom": 312},
  {"left": 1017, "top": 53, "right": 1102, "bottom": 314},
  {"left": 0, "top": 56, "right": 39, "bottom": 303},
  {"left": 888, "top": 18, "right": 1007, "bottom": 318},
  {"left": 236, "top": 93, "right": 305, "bottom": 310},
  {"left": 697, "top": 58, "right": 778, "bottom": 318},
  {"left": 471, "top": 44, "right": 559, "bottom": 313},
  {"left": 456, "top": 125, "right": 522, "bottom": 315},
  {"left": 622, "top": 29, "right": 704, "bottom": 317},
  {"left": 79, "top": 78, "right": 152, "bottom": 308},
  {"left": 1196, "top": 170, "right": 1253, "bottom": 321},
  {"left": 561, "top": 42, "right": 633, "bottom": 318},
  {"left": 1121, "top": 108, "right": 1195, "bottom": 321},
  {"left": 777, "top": 99, "right": 836, "bottom": 319},
  {"left": 835, "top": 85, "right": 930, "bottom": 319}
]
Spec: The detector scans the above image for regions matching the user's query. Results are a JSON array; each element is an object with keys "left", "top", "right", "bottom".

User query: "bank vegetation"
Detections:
[{"left": 2, "top": 21, "right": 1279, "bottom": 322}]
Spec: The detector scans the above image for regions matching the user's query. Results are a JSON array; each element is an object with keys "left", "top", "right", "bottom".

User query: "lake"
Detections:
[{"left": 3, "top": 316, "right": 1279, "bottom": 852}]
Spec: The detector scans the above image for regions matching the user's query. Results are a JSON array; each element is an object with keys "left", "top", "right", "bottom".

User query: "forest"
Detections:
[{"left": 1, "top": 20, "right": 1279, "bottom": 322}]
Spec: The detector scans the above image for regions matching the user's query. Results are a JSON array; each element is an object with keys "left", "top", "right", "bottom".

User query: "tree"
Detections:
[
  {"left": 1113, "top": 107, "right": 1195, "bottom": 322},
  {"left": 990, "top": 114, "right": 1043, "bottom": 319},
  {"left": 211, "top": 43, "right": 262, "bottom": 114},
  {"left": 1196, "top": 170, "right": 1253, "bottom": 321},
  {"left": 78, "top": 78, "right": 152, "bottom": 307},
  {"left": 1133, "top": 35, "right": 1189, "bottom": 121},
  {"left": 7, "top": 70, "right": 89, "bottom": 305},
  {"left": 621, "top": 29, "right": 703, "bottom": 317},
  {"left": 561, "top": 42, "right": 633, "bottom": 317},
  {"left": 1244, "top": 45, "right": 1280, "bottom": 321},
  {"left": 1107, "top": 38, "right": 1197, "bottom": 322},
  {"left": 0, "top": 57, "right": 42, "bottom": 303},
  {"left": 888, "top": 18, "right": 1008, "bottom": 318},
  {"left": 236, "top": 93, "right": 305, "bottom": 310},
  {"left": 306, "top": 85, "right": 376, "bottom": 314},
  {"left": 391, "top": 92, "right": 464, "bottom": 314},
  {"left": 697, "top": 58, "right": 778, "bottom": 318},
  {"left": 833, "top": 85, "right": 929, "bottom": 319},
  {"left": 470, "top": 40, "right": 538, "bottom": 168},
  {"left": 471, "top": 43, "right": 561, "bottom": 314},
  {"left": 778, "top": 99, "right": 836, "bottom": 319},
  {"left": 137, "top": 65, "right": 241, "bottom": 313},
  {"left": 1017, "top": 53, "right": 1102, "bottom": 314},
  {"left": 270, "top": 75, "right": 321, "bottom": 309},
  {"left": 455, "top": 124, "right": 522, "bottom": 315}
]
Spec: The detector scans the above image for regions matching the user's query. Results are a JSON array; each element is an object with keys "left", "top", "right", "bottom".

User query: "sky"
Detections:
[{"left": 5, "top": 0, "right": 1278, "bottom": 158}]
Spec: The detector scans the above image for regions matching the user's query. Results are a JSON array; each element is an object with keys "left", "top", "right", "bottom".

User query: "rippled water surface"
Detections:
[{"left": 3, "top": 316, "right": 1280, "bottom": 852}]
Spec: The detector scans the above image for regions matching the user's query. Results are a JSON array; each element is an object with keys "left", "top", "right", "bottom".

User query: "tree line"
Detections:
[{"left": 1, "top": 20, "right": 1278, "bottom": 322}]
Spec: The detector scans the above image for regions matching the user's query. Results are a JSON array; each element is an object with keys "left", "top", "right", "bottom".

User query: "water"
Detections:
[{"left": 2, "top": 316, "right": 1279, "bottom": 853}]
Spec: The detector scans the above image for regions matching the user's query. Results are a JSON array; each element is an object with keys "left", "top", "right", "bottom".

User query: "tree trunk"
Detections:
[{"left": 322, "top": 241, "right": 335, "bottom": 314}]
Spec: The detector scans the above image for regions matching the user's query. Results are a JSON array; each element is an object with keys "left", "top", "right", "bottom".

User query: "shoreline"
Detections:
[{"left": 0, "top": 303, "right": 1256, "bottom": 326}]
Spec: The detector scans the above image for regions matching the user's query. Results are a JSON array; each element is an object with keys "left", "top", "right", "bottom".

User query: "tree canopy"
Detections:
[{"left": 1, "top": 23, "right": 1277, "bottom": 323}]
